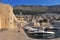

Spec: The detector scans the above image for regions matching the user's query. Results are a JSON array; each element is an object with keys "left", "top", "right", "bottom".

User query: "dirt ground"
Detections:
[{"left": 0, "top": 28, "right": 60, "bottom": 40}]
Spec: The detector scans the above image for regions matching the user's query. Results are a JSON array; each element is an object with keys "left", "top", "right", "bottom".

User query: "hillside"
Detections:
[{"left": 13, "top": 5, "right": 60, "bottom": 15}]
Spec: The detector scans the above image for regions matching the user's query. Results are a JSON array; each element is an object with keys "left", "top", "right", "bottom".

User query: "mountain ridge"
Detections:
[{"left": 13, "top": 5, "right": 60, "bottom": 15}]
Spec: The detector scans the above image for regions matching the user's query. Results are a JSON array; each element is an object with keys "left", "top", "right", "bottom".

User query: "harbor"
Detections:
[{"left": 0, "top": 1, "right": 60, "bottom": 40}]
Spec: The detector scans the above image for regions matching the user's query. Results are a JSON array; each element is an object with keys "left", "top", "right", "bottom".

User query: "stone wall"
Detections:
[{"left": 0, "top": 3, "right": 17, "bottom": 30}]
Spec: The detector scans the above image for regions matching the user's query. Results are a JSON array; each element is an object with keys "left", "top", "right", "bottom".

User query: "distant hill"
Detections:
[{"left": 13, "top": 5, "right": 60, "bottom": 15}]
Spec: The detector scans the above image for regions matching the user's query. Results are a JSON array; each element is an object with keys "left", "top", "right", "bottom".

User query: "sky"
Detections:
[{"left": 1, "top": 0, "right": 60, "bottom": 6}]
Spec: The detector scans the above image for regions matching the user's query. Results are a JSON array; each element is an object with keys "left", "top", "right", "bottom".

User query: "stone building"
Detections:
[
  {"left": 16, "top": 14, "right": 28, "bottom": 27},
  {"left": 0, "top": 3, "right": 17, "bottom": 30}
]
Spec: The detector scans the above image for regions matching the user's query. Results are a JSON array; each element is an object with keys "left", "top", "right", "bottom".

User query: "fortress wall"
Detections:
[{"left": 0, "top": 3, "right": 17, "bottom": 30}]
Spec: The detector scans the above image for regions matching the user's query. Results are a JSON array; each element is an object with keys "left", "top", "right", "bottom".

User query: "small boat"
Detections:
[
  {"left": 23, "top": 26, "right": 55, "bottom": 38},
  {"left": 27, "top": 30, "right": 55, "bottom": 38}
]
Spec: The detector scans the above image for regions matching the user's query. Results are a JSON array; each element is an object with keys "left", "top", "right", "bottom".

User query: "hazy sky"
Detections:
[{"left": 1, "top": 0, "right": 60, "bottom": 6}]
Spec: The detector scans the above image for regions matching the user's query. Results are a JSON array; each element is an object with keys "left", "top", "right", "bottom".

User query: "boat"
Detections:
[
  {"left": 23, "top": 25, "right": 55, "bottom": 38},
  {"left": 23, "top": 18, "right": 55, "bottom": 38}
]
